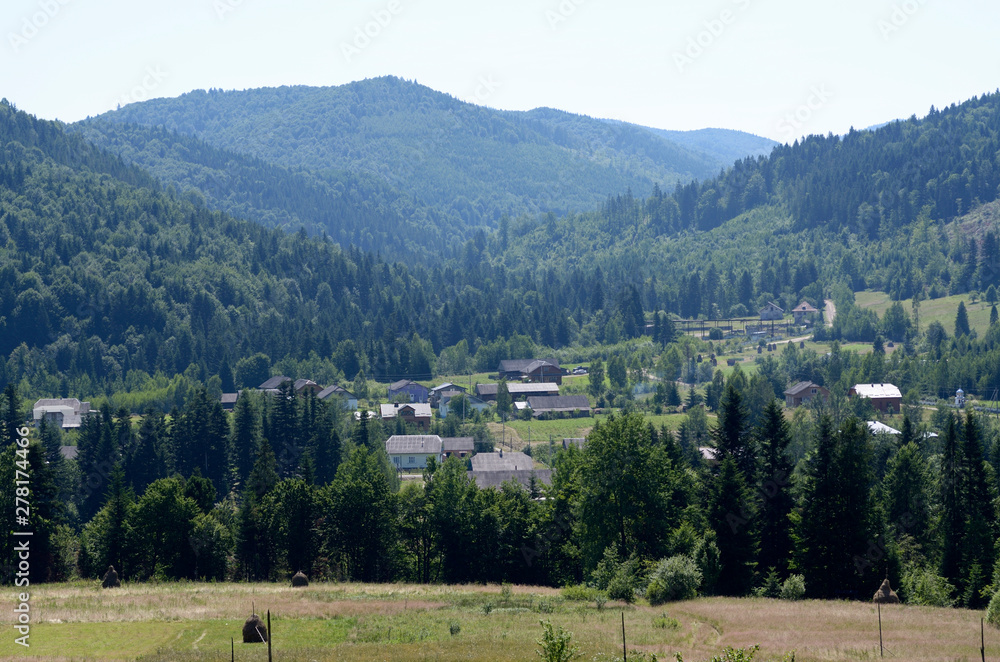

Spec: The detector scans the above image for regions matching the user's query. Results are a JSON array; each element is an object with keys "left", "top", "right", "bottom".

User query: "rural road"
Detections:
[{"left": 824, "top": 298, "right": 836, "bottom": 327}]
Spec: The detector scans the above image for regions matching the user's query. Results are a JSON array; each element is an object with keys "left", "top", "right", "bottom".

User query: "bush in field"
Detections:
[
  {"left": 986, "top": 589, "right": 1000, "bottom": 628},
  {"left": 536, "top": 620, "right": 581, "bottom": 662},
  {"left": 779, "top": 574, "right": 806, "bottom": 601},
  {"left": 901, "top": 566, "right": 955, "bottom": 607},
  {"left": 646, "top": 555, "right": 702, "bottom": 605},
  {"left": 593, "top": 545, "right": 641, "bottom": 603}
]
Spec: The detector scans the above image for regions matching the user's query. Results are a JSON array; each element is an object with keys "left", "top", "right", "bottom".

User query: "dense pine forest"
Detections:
[{"left": 3, "top": 82, "right": 1000, "bottom": 613}]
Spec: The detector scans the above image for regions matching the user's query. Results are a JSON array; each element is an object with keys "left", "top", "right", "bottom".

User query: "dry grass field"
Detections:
[{"left": 1, "top": 581, "right": 996, "bottom": 661}]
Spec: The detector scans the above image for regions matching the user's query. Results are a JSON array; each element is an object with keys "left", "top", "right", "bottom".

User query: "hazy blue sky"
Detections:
[{"left": 3, "top": 0, "right": 997, "bottom": 142}]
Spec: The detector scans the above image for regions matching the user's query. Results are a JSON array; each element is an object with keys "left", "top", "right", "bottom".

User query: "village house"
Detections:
[
  {"left": 317, "top": 384, "right": 358, "bottom": 410},
  {"left": 475, "top": 382, "right": 559, "bottom": 402},
  {"left": 385, "top": 434, "right": 442, "bottom": 470},
  {"left": 293, "top": 378, "right": 322, "bottom": 396},
  {"left": 387, "top": 379, "right": 429, "bottom": 403},
  {"left": 439, "top": 393, "right": 489, "bottom": 418},
  {"left": 497, "top": 358, "right": 562, "bottom": 384},
  {"left": 783, "top": 381, "right": 830, "bottom": 408},
  {"left": 848, "top": 383, "right": 903, "bottom": 414},
  {"left": 429, "top": 382, "right": 466, "bottom": 407},
  {"left": 32, "top": 398, "right": 95, "bottom": 429},
  {"left": 469, "top": 449, "right": 551, "bottom": 490},
  {"left": 791, "top": 301, "right": 819, "bottom": 324},
  {"left": 519, "top": 395, "right": 591, "bottom": 419},
  {"left": 258, "top": 375, "right": 292, "bottom": 392},
  {"left": 441, "top": 436, "right": 475, "bottom": 459},
  {"left": 220, "top": 391, "right": 241, "bottom": 411},
  {"left": 759, "top": 301, "right": 784, "bottom": 321},
  {"left": 380, "top": 402, "right": 432, "bottom": 431}
]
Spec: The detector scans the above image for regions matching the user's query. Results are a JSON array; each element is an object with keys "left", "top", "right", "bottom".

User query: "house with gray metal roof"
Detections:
[{"left": 385, "top": 434, "right": 442, "bottom": 470}]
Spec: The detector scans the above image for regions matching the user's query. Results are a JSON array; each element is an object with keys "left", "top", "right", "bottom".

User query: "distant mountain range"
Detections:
[{"left": 74, "top": 76, "right": 776, "bottom": 258}]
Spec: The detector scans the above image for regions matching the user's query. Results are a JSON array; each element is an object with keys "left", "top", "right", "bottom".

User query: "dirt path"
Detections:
[{"left": 823, "top": 298, "right": 836, "bottom": 327}]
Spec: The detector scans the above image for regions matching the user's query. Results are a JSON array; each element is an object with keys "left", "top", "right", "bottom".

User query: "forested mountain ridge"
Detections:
[
  {"left": 79, "top": 76, "right": 776, "bottom": 227},
  {"left": 70, "top": 121, "right": 475, "bottom": 262},
  {"left": 492, "top": 91, "right": 1000, "bottom": 319},
  {"left": 0, "top": 99, "right": 599, "bottom": 405}
]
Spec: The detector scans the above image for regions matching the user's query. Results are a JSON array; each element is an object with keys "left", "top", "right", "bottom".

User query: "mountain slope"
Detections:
[
  {"left": 70, "top": 121, "right": 474, "bottom": 262},
  {"left": 0, "top": 100, "right": 597, "bottom": 403},
  {"left": 80, "top": 77, "right": 776, "bottom": 226}
]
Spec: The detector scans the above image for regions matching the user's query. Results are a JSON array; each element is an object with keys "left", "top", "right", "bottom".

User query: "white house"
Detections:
[
  {"left": 385, "top": 435, "right": 442, "bottom": 470},
  {"left": 33, "top": 398, "right": 94, "bottom": 429}
]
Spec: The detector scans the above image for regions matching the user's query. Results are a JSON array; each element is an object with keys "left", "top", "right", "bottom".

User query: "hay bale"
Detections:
[
  {"left": 291, "top": 571, "right": 309, "bottom": 587},
  {"left": 101, "top": 565, "right": 120, "bottom": 588},
  {"left": 243, "top": 613, "right": 268, "bottom": 643},
  {"left": 873, "top": 578, "right": 900, "bottom": 604}
]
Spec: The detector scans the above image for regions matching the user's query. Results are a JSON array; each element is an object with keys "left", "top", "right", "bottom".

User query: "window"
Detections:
[
  {"left": 408, "top": 456, "right": 415, "bottom": 464},
  {"left": 811, "top": 389, "right": 817, "bottom": 394},
  {"left": 393, "top": 457, "right": 400, "bottom": 465}
]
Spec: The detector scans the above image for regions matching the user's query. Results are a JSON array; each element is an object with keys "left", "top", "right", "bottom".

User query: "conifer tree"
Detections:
[
  {"left": 712, "top": 384, "right": 754, "bottom": 481},
  {"left": 709, "top": 456, "right": 758, "bottom": 595},
  {"left": 754, "top": 399, "right": 795, "bottom": 575}
]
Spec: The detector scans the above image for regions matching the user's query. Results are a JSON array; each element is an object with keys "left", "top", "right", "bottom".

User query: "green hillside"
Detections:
[{"left": 81, "top": 76, "right": 776, "bottom": 226}]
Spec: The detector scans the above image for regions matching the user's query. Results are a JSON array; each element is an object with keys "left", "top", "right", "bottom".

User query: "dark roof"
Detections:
[
  {"left": 498, "top": 358, "right": 560, "bottom": 373},
  {"left": 525, "top": 395, "right": 591, "bottom": 412},
  {"left": 259, "top": 375, "right": 291, "bottom": 390},
  {"left": 759, "top": 301, "right": 784, "bottom": 312},
  {"left": 294, "top": 378, "right": 319, "bottom": 391},
  {"left": 220, "top": 392, "right": 240, "bottom": 405},
  {"left": 441, "top": 437, "right": 475, "bottom": 452},
  {"left": 793, "top": 301, "right": 818, "bottom": 312},
  {"left": 784, "top": 381, "right": 824, "bottom": 397},
  {"left": 60, "top": 445, "right": 78, "bottom": 460},
  {"left": 431, "top": 382, "right": 466, "bottom": 393},
  {"left": 389, "top": 379, "right": 426, "bottom": 391},
  {"left": 471, "top": 451, "right": 533, "bottom": 472},
  {"left": 318, "top": 384, "right": 356, "bottom": 400},
  {"left": 470, "top": 469, "right": 552, "bottom": 490}
]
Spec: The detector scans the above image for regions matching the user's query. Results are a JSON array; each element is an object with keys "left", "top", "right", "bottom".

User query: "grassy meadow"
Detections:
[
  {"left": 855, "top": 290, "right": 995, "bottom": 337},
  {"left": 1, "top": 581, "right": 996, "bottom": 661}
]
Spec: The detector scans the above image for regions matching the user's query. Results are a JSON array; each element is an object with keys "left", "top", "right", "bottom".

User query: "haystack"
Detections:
[
  {"left": 101, "top": 565, "right": 120, "bottom": 588},
  {"left": 243, "top": 613, "right": 268, "bottom": 643},
  {"left": 872, "top": 578, "right": 899, "bottom": 603},
  {"left": 291, "top": 570, "right": 309, "bottom": 587}
]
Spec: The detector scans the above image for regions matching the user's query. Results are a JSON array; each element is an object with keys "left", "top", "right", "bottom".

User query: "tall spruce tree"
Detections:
[
  {"left": 712, "top": 384, "right": 755, "bottom": 481},
  {"left": 959, "top": 411, "right": 996, "bottom": 607},
  {"left": 793, "top": 416, "right": 878, "bottom": 598},
  {"left": 939, "top": 413, "right": 964, "bottom": 586},
  {"left": 709, "top": 455, "right": 758, "bottom": 595},
  {"left": 754, "top": 399, "right": 795, "bottom": 575}
]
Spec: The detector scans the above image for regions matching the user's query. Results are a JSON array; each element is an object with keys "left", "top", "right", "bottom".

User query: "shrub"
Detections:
[
  {"left": 753, "top": 568, "right": 781, "bottom": 598},
  {"left": 693, "top": 533, "right": 721, "bottom": 595},
  {"left": 449, "top": 621, "right": 461, "bottom": 636},
  {"left": 593, "top": 545, "right": 640, "bottom": 603},
  {"left": 560, "top": 584, "right": 601, "bottom": 602},
  {"left": 901, "top": 565, "right": 955, "bottom": 607},
  {"left": 779, "top": 575, "right": 806, "bottom": 601},
  {"left": 653, "top": 614, "right": 680, "bottom": 629},
  {"left": 536, "top": 620, "right": 581, "bottom": 662},
  {"left": 646, "top": 555, "right": 702, "bottom": 605},
  {"left": 987, "top": 589, "right": 1000, "bottom": 629}
]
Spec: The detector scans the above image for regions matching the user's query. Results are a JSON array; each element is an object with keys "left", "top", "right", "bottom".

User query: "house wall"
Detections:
[{"left": 390, "top": 453, "right": 437, "bottom": 470}]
